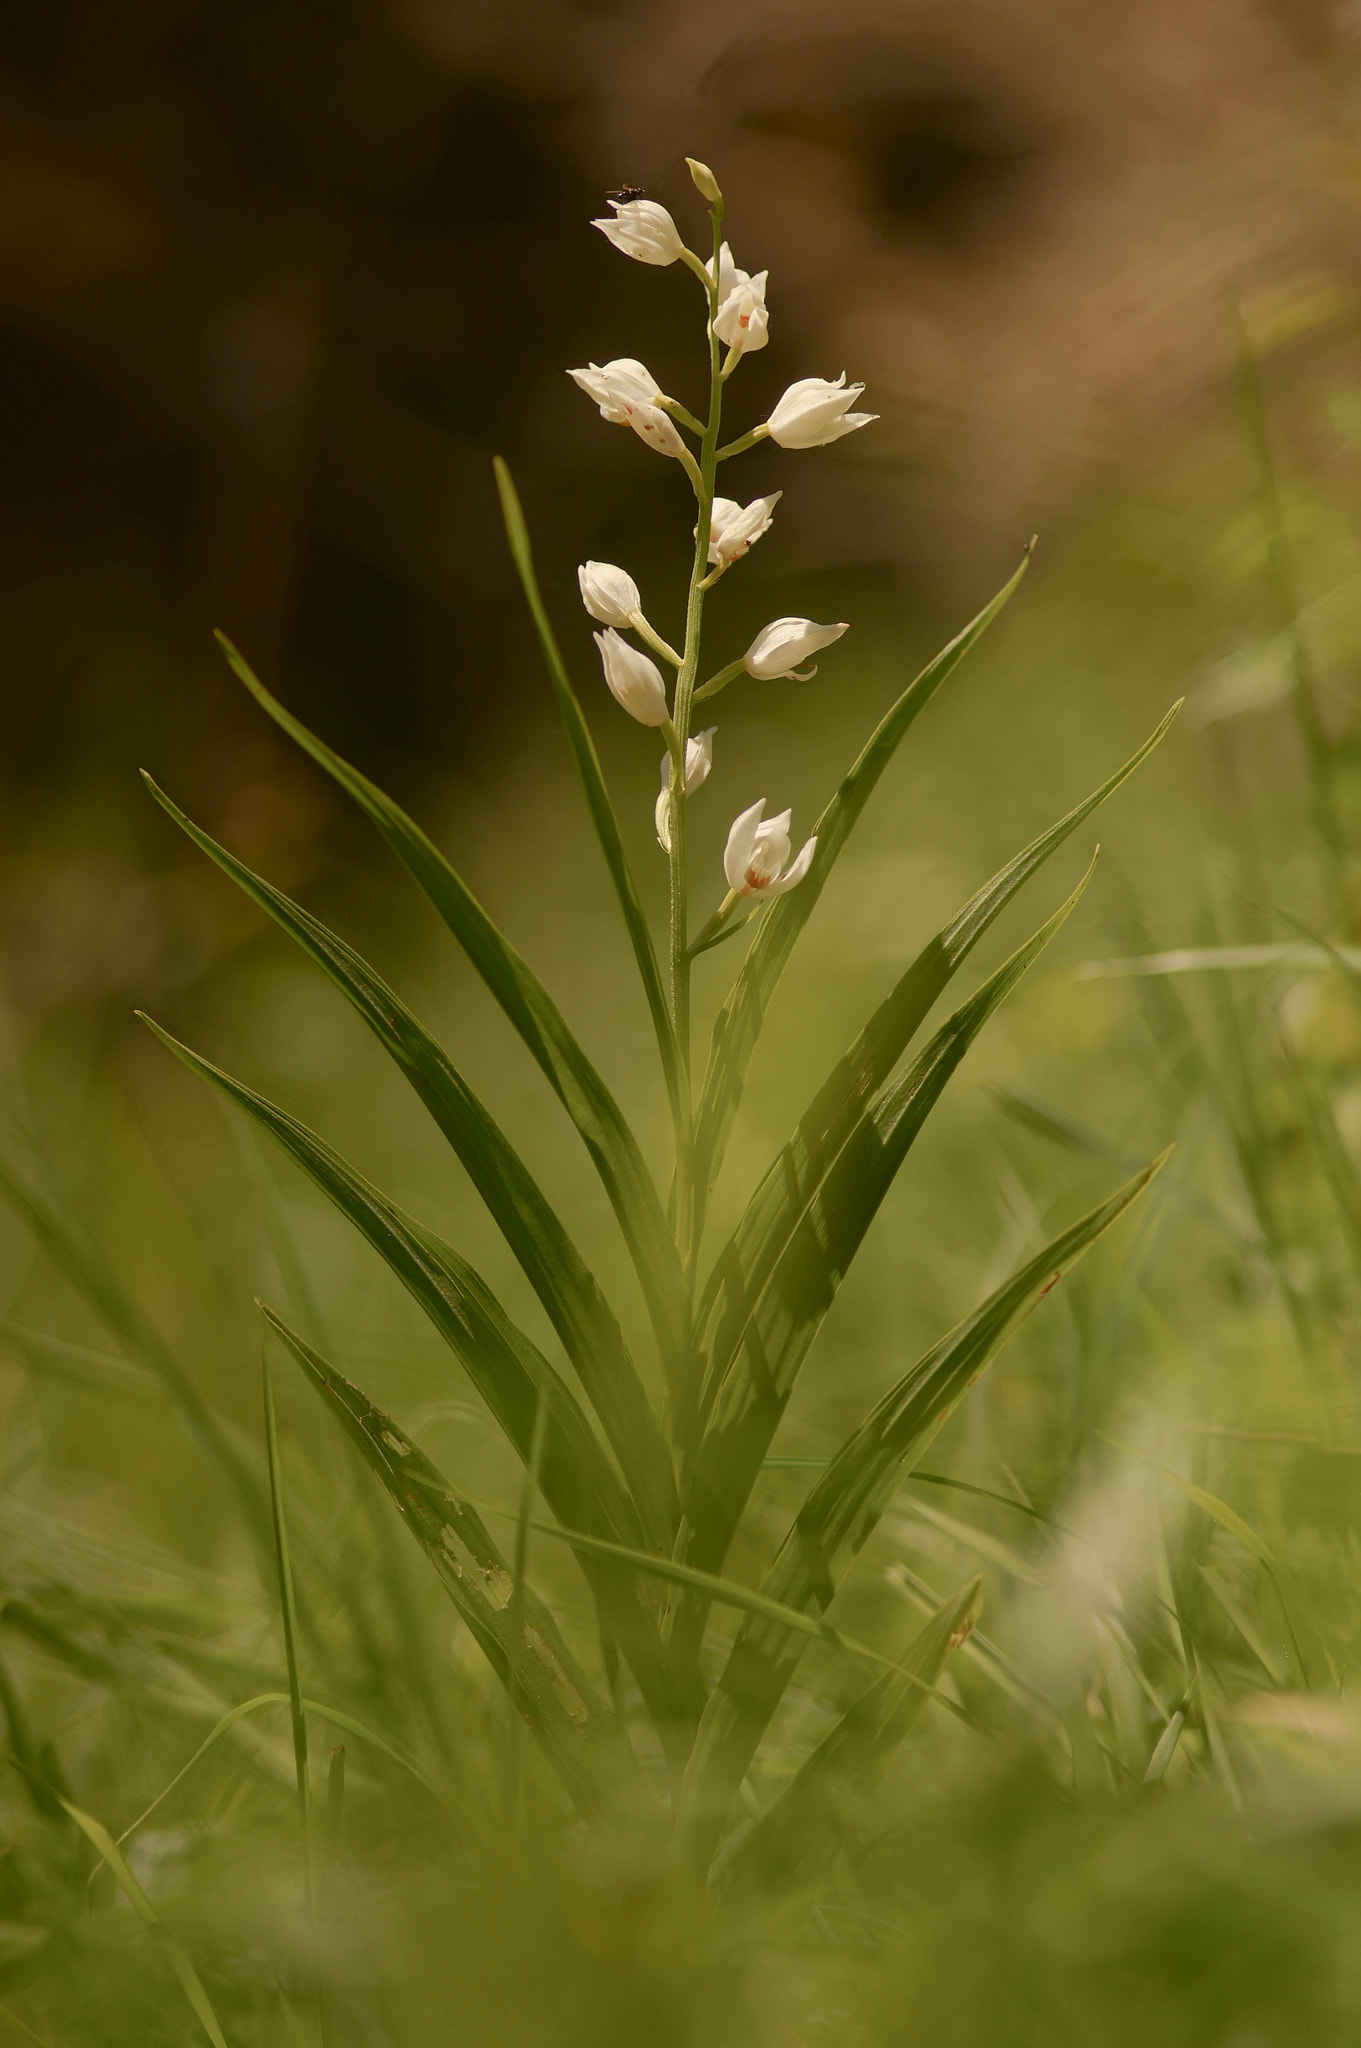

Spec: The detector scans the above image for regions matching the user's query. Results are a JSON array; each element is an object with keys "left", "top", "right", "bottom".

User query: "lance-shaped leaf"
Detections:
[
  {"left": 690, "top": 549, "right": 1034, "bottom": 1242},
  {"left": 143, "top": 774, "right": 678, "bottom": 1551},
  {"left": 0, "top": 1155, "right": 272, "bottom": 1559},
  {"left": 694, "top": 703, "right": 1181, "bottom": 1394},
  {"left": 137, "top": 1016, "right": 704, "bottom": 1734},
  {"left": 494, "top": 458, "right": 684, "bottom": 1127},
  {"left": 721, "top": 1576, "right": 983, "bottom": 1894},
  {"left": 676, "top": 1152, "right": 1168, "bottom": 1866},
  {"left": 213, "top": 634, "right": 689, "bottom": 1394},
  {"left": 260, "top": 1307, "right": 630, "bottom": 1819},
  {"left": 674, "top": 861, "right": 1095, "bottom": 1641}
]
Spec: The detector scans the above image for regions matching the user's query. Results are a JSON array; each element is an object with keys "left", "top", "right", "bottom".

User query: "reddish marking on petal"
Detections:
[{"left": 745, "top": 867, "right": 771, "bottom": 892}]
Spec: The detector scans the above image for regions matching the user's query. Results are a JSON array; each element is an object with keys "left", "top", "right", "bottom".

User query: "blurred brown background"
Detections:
[{"left": 2, "top": 0, "right": 1358, "bottom": 937}]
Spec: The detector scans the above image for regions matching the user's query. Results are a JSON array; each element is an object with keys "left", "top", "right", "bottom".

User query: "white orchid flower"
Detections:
[
  {"left": 704, "top": 493, "right": 781, "bottom": 566},
  {"left": 624, "top": 399, "right": 688, "bottom": 460},
  {"left": 714, "top": 272, "right": 770, "bottom": 356},
  {"left": 568, "top": 357, "right": 664, "bottom": 424},
  {"left": 594, "top": 629, "right": 670, "bottom": 726},
  {"left": 592, "top": 199, "right": 685, "bottom": 266},
  {"left": 705, "top": 242, "right": 748, "bottom": 302},
  {"left": 766, "top": 373, "right": 878, "bottom": 449},
  {"left": 723, "top": 799, "right": 817, "bottom": 898},
  {"left": 655, "top": 728, "right": 716, "bottom": 852},
  {"left": 705, "top": 244, "right": 771, "bottom": 357},
  {"left": 578, "top": 562, "right": 641, "bottom": 628},
  {"left": 744, "top": 616, "right": 848, "bottom": 682}
]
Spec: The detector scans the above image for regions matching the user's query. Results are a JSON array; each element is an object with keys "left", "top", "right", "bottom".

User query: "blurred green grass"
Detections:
[{"left": 8, "top": 326, "right": 1361, "bottom": 2041}]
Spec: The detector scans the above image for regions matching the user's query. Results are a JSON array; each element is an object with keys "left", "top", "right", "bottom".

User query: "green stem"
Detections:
[
  {"left": 693, "top": 658, "right": 746, "bottom": 704},
  {"left": 716, "top": 425, "right": 770, "bottom": 463},
  {"left": 1234, "top": 315, "right": 1345, "bottom": 877},
  {"left": 669, "top": 201, "right": 726, "bottom": 1287},
  {"left": 660, "top": 396, "right": 706, "bottom": 436},
  {"left": 631, "top": 613, "right": 684, "bottom": 668}
]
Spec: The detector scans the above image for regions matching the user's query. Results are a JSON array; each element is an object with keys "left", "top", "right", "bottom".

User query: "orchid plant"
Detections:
[{"left": 139, "top": 158, "right": 1177, "bottom": 1878}]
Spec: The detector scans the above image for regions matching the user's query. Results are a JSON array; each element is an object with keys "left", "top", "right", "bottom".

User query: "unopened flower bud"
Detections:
[
  {"left": 592, "top": 199, "right": 685, "bottom": 266},
  {"left": 594, "top": 629, "right": 670, "bottom": 726},
  {"left": 624, "top": 399, "right": 688, "bottom": 460},
  {"left": 686, "top": 158, "right": 723, "bottom": 206},
  {"left": 744, "top": 616, "right": 848, "bottom": 682},
  {"left": 655, "top": 727, "right": 716, "bottom": 851},
  {"left": 578, "top": 561, "right": 641, "bottom": 627},
  {"left": 568, "top": 358, "right": 664, "bottom": 424},
  {"left": 766, "top": 374, "right": 877, "bottom": 449},
  {"left": 723, "top": 799, "right": 817, "bottom": 898},
  {"left": 703, "top": 492, "right": 781, "bottom": 566}
]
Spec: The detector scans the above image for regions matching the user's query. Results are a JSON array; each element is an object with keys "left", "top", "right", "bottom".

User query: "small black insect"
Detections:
[{"left": 606, "top": 185, "right": 646, "bottom": 205}]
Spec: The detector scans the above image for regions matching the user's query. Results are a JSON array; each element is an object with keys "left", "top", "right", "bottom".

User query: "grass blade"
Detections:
[
  {"left": 262, "top": 1349, "right": 313, "bottom": 1917},
  {"left": 61, "top": 1798, "right": 230, "bottom": 2048},
  {"left": 212, "top": 633, "right": 689, "bottom": 1392},
  {"left": 494, "top": 458, "right": 683, "bottom": 1126},
  {"left": 677, "top": 1151, "right": 1167, "bottom": 1865},
  {"left": 721, "top": 1575, "right": 983, "bottom": 1893},
  {"left": 261, "top": 1307, "right": 633, "bottom": 1818},
  {"left": 675, "top": 863, "right": 1096, "bottom": 1637},
  {"left": 690, "top": 550, "right": 1036, "bottom": 1237},
  {"left": 115, "top": 1692, "right": 447, "bottom": 1849},
  {"left": 694, "top": 705, "right": 1179, "bottom": 1360},
  {"left": 144, "top": 774, "right": 678, "bottom": 1548},
  {"left": 0, "top": 1154, "right": 271, "bottom": 1558},
  {"left": 137, "top": 1014, "right": 698, "bottom": 1733}
]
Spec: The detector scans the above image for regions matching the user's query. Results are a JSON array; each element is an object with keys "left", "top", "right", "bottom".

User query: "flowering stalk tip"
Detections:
[{"left": 686, "top": 158, "right": 723, "bottom": 207}]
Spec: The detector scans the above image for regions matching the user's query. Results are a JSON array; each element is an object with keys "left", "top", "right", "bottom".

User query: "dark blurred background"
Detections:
[{"left": 4, "top": 0, "right": 1361, "bottom": 1035}]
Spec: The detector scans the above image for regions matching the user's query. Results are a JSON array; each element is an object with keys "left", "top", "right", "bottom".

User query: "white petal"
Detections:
[
  {"left": 724, "top": 799, "right": 767, "bottom": 894},
  {"left": 655, "top": 787, "right": 673, "bottom": 853},
  {"left": 578, "top": 561, "right": 641, "bottom": 627},
  {"left": 625, "top": 401, "right": 686, "bottom": 460},
  {"left": 765, "top": 836, "right": 818, "bottom": 896}
]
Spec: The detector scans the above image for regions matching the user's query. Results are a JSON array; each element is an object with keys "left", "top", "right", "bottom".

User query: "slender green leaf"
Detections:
[
  {"left": 116, "top": 1692, "right": 448, "bottom": 1848},
  {"left": 213, "top": 633, "right": 689, "bottom": 1391},
  {"left": 144, "top": 773, "right": 678, "bottom": 1548},
  {"left": 677, "top": 864, "right": 1096, "bottom": 1625},
  {"left": 138, "top": 1015, "right": 701, "bottom": 1732},
  {"left": 262, "top": 1350, "right": 313, "bottom": 1912},
  {"left": 695, "top": 701, "right": 1180, "bottom": 1347},
  {"left": 61, "top": 1798, "right": 230, "bottom": 2048},
  {"left": 721, "top": 1576, "right": 983, "bottom": 1893},
  {"left": 478, "top": 1502, "right": 965, "bottom": 1704},
  {"left": 494, "top": 458, "right": 683, "bottom": 1124},
  {"left": 0, "top": 1155, "right": 271, "bottom": 1555},
  {"left": 691, "top": 551, "right": 1037, "bottom": 1234},
  {"left": 260, "top": 1307, "right": 633, "bottom": 1818},
  {"left": 677, "top": 1152, "right": 1167, "bottom": 1865}
]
